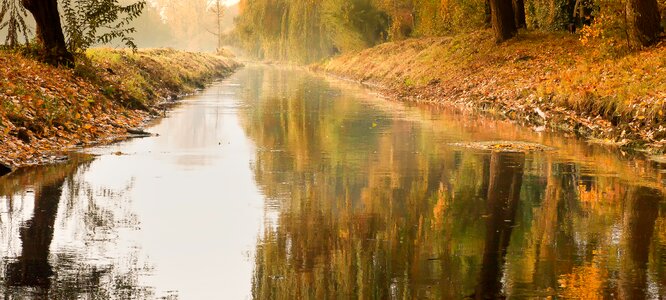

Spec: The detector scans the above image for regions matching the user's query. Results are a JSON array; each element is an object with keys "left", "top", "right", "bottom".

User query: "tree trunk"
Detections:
[
  {"left": 484, "top": 0, "right": 492, "bottom": 28},
  {"left": 626, "top": 0, "right": 662, "bottom": 47},
  {"left": 489, "top": 0, "right": 517, "bottom": 42},
  {"left": 0, "top": 162, "right": 11, "bottom": 177},
  {"left": 21, "top": 0, "right": 74, "bottom": 66},
  {"left": 513, "top": 0, "right": 526, "bottom": 28}
]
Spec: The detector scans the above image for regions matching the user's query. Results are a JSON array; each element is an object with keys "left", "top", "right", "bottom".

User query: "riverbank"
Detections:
[
  {"left": 315, "top": 29, "right": 666, "bottom": 154},
  {"left": 0, "top": 49, "right": 241, "bottom": 172}
]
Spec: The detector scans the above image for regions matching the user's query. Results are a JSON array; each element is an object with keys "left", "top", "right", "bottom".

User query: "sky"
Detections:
[{"left": 223, "top": 0, "right": 239, "bottom": 5}]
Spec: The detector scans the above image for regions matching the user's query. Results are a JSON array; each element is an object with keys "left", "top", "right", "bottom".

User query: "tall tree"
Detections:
[
  {"left": 484, "top": 0, "right": 491, "bottom": 28},
  {"left": 21, "top": 0, "right": 74, "bottom": 66},
  {"left": 209, "top": 0, "right": 225, "bottom": 51},
  {"left": 626, "top": 0, "right": 662, "bottom": 47},
  {"left": 512, "top": 0, "right": 525, "bottom": 28},
  {"left": 489, "top": 0, "right": 517, "bottom": 42}
]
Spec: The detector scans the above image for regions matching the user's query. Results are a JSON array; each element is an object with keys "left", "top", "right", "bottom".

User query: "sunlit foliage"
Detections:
[
  {"left": 233, "top": 0, "right": 663, "bottom": 61},
  {"left": 61, "top": 0, "right": 146, "bottom": 52}
]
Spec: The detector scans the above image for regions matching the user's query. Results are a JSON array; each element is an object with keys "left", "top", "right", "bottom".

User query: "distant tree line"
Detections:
[{"left": 232, "top": 0, "right": 665, "bottom": 62}]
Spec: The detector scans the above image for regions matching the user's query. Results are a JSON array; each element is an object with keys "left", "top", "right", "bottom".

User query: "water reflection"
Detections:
[
  {"left": 620, "top": 186, "right": 660, "bottom": 299},
  {"left": 0, "top": 72, "right": 266, "bottom": 298},
  {"left": 5, "top": 175, "right": 64, "bottom": 293},
  {"left": 0, "top": 66, "right": 665, "bottom": 299},
  {"left": 0, "top": 158, "right": 152, "bottom": 299},
  {"left": 238, "top": 66, "right": 666, "bottom": 299},
  {"left": 474, "top": 152, "right": 524, "bottom": 299}
]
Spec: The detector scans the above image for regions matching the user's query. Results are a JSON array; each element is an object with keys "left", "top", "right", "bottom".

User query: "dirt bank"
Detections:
[
  {"left": 314, "top": 29, "right": 666, "bottom": 154},
  {"left": 0, "top": 49, "right": 241, "bottom": 171}
]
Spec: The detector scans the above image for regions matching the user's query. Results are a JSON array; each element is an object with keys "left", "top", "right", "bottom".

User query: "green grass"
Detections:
[{"left": 85, "top": 48, "right": 241, "bottom": 108}]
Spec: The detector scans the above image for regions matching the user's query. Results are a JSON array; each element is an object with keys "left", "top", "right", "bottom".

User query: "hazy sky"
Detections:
[{"left": 223, "top": 0, "right": 239, "bottom": 5}]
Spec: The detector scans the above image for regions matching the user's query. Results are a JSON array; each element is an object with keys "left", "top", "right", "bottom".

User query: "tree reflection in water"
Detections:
[
  {"left": 0, "top": 159, "right": 151, "bottom": 299},
  {"left": 1, "top": 66, "right": 665, "bottom": 299},
  {"left": 474, "top": 152, "right": 525, "bottom": 299},
  {"left": 242, "top": 67, "right": 666, "bottom": 299},
  {"left": 5, "top": 177, "right": 64, "bottom": 294},
  {"left": 620, "top": 186, "right": 660, "bottom": 299}
]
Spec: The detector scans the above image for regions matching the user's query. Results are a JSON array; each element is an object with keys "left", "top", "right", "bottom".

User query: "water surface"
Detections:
[{"left": 1, "top": 65, "right": 665, "bottom": 299}]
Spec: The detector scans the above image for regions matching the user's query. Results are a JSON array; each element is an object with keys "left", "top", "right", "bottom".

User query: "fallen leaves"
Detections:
[
  {"left": 0, "top": 49, "right": 239, "bottom": 169},
  {"left": 449, "top": 141, "right": 555, "bottom": 152}
]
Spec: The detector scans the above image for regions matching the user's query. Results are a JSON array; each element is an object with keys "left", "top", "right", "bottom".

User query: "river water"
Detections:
[{"left": 1, "top": 65, "right": 665, "bottom": 299}]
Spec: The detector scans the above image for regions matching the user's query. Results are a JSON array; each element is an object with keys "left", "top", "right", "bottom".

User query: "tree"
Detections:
[
  {"left": 484, "top": 0, "right": 491, "bottom": 27},
  {"left": 17, "top": 0, "right": 144, "bottom": 66},
  {"left": 512, "top": 0, "right": 525, "bottom": 28},
  {"left": 207, "top": 0, "right": 225, "bottom": 51},
  {"left": 21, "top": 0, "right": 74, "bottom": 66},
  {"left": 489, "top": 0, "right": 517, "bottom": 42},
  {"left": 626, "top": 0, "right": 662, "bottom": 47}
]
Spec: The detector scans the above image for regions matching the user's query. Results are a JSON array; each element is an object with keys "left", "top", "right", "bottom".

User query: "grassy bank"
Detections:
[
  {"left": 316, "top": 30, "right": 666, "bottom": 153},
  {"left": 0, "top": 49, "right": 240, "bottom": 170}
]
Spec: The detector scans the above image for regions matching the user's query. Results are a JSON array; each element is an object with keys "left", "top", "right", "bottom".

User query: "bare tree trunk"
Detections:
[
  {"left": 215, "top": 0, "right": 225, "bottom": 51},
  {"left": 489, "top": 0, "right": 517, "bottom": 42},
  {"left": 626, "top": 0, "right": 662, "bottom": 47},
  {"left": 21, "top": 0, "right": 74, "bottom": 66},
  {"left": 513, "top": 0, "right": 526, "bottom": 28}
]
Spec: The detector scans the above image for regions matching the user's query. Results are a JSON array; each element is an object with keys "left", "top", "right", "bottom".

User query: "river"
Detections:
[{"left": 0, "top": 65, "right": 665, "bottom": 299}]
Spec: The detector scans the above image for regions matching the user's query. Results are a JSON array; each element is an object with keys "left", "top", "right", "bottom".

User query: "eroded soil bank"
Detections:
[
  {"left": 315, "top": 30, "right": 666, "bottom": 155},
  {"left": 0, "top": 49, "right": 241, "bottom": 171}
]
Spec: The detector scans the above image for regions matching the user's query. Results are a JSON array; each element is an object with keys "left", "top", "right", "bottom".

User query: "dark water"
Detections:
[{"left": 1, "top": 65, "right": 666, "bottom": 299}]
